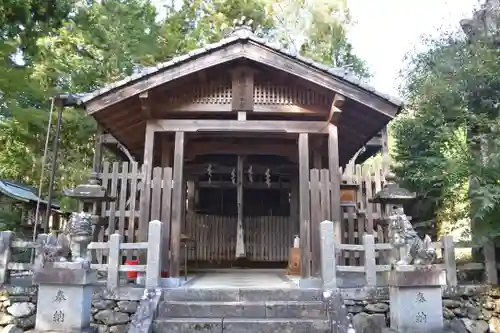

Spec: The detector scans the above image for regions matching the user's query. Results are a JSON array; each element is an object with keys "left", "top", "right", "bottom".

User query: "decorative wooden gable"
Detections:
[
  {"left": 162, "top": 74, "right": 233, "bottom": 112},
  {"left": 156, "top": 65, "right": 331, "bottom": 116},
  {"left": 253, "top": 70, "right": 330, "bottom": 114}
]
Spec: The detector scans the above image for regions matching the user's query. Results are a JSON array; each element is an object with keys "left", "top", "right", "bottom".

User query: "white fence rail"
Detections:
[
  {"left": 0, "top": 220, "right": 164, "bottom": 289},
  {"left": 320, "top": 220, "right": 497, "bottom": 288}
]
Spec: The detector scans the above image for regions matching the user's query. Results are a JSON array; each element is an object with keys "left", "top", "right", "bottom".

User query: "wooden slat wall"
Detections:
[
  {"left": 94, "top": 161, "right": 388, "bottom": 266},
  {"left": 338, "top": 160, "right": 388, "bottom": 266},
  {"left": 184, "top": 213, "right": 296, "bottom": 262},
  {"left": 96, "top": 162, "right": 172, "bottom": 264}
]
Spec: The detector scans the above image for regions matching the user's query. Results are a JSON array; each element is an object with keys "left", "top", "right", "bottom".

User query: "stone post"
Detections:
[
  {"left": 389, "top": 265, "right": 443, "bottom": 333},
  {"left": 33, "top": 262, "right": 97, "bottom": 332},
  {"left": 319, "top": 221, "right": 336, "bottom": 289}
]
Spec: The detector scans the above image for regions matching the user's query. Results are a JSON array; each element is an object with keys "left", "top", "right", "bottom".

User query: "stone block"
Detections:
[
  {"left": 221, "top": 318, "right": 330, "bottom": 333},
  {"left": 390, "top": 269, "right": 443, "bottom": 333},
  {"left": 35, "top": 283, "right": 93, "bottom": 332},
  {"left": 239, "top": 288, "right": 322, "bottom": 302},
  {"left": 162, "top": 288, "right": 239, "bottom": 302},
  {"left": 153, "top": 318, "right": 222, "bottom": 333},
  {"left": 33, "top": 268, "right": 97, "bottom": 286},
  {"left": 352, "top": 312, "right": 387, "bottom": 333},
  {"left": 159, "top": 302, "right": 266, "bottom": 318},
  {"left": 264, "top": 301, "right": 326, "bottom": 319},
  {"left": 389, "top": 266, "right": 441, "bottom": 287}
]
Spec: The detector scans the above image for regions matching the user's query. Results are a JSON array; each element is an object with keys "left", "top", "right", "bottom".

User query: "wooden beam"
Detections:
[
  {"left": 184, "top": 141, "right": 298, "bottom": 162},
  {"left": 170, "top": 132, "right": 185, "bottom": 277},
  {"left": 328, "top": 125, "right": 342, "bottom": 248},
  {"left": 197, "top": 181, "right": 290, "bottom": 189},
  {"left": 152, "top": 119, "right": 331, "bottom": 134},
  {"left": 327, "top": 93, "right": 345, "bottom": 123},
  {"left": 139, "top": 91, "right": 152, "bottom": 118},
  {"left": 165, "top": 104, "right": 327, "bottom": 115},
  {"left": 298, "top": 133, "right": 311, "bottom": 279},
  {"left": 231, "top": 67, "right": 254, "bottom": 111}
]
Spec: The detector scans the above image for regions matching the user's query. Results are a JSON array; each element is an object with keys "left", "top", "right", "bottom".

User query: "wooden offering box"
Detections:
[{"left": 287, "top": 248, "right": 301, "bottom": 276}]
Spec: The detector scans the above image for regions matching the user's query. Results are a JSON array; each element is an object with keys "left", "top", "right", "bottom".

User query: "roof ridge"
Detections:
[{"left": 77, "top": 34, "right": 402, "bottom": 107}]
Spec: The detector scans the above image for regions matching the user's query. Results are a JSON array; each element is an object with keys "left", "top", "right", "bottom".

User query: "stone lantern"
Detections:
[
  {"left": 64, "top": 172, "right": 115, "bottom": 263},
  {"left": 369, "top": 171, "right": 416, "bottom": 214}
]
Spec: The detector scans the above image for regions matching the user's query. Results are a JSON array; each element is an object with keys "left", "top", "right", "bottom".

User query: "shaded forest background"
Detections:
[{"left": 1, "top": 0, "right": 499, "bottom": 242}]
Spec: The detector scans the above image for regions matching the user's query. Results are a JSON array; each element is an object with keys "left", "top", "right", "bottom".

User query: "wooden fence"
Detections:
[
  {"left": 320, "top": 220, "right": 497, "bottom": 287},
  {"left": 0, "top": 221, "right": 164, "bottom": 289},
  {"left": 309, "top": 162, "right": 389, "bottom": 268},
  {"left": 94, "top": 162, "right": 172, "bottom": 265},
  {"left": 341, "top": 160, "right": 390, "bottom": 266}
]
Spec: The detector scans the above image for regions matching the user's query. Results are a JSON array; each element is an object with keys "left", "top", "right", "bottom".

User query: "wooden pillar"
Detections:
[
  {"left": 311, "top": 145, "right": 323, "bottom": 277},
  {"left": 298, "top": 133, "right": 311, "bottom": 279},
  {"left": 235, "top": 155, "right": 246, "bottom": 258},
  {"left": 158, "top": 135, "right": 172, "bottom": 273},
  {"left": 170, "top": 131, "right": 185, "bottom": 277},
  {"left": 381, "top": 126, "right": 390, "bottom": 174},
  {"left": 328, "top": 125, "right": 342, "bottom": 248},
  {"left": 92, "top": 127, "right": 103, "bottom": 173},
  {"left": 139, "top": 122, "right": 155, "bottom": 243},
  {"left": 290, "top": 174, "right": 300, "bottom": 232}
]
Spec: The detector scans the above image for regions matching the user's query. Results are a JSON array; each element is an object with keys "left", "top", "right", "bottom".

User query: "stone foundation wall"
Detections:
[
  {"left": 91, "top": 296, "right": 139, "bottom": 333},
  {"left": 345, "top": 286, "right": 496, "bottom": 333},
  {"left": 0, "top": 285, "right": 141, "bottom": 333},
  {"left": 0, "top": 286, "right": 37, "bottom": 331}
]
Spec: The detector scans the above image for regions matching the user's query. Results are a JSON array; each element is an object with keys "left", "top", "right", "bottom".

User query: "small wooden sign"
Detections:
[
  {"left": 340, "top": 188, "right": 357, "bottom": 203},
  {"left": 231, "top": 67, "right": 254, "bottom": 111}
]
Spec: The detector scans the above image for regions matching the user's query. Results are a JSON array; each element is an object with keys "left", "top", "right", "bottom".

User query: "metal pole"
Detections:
[{"left": 43, "top": 102, "right": 64, "bottom": 232}]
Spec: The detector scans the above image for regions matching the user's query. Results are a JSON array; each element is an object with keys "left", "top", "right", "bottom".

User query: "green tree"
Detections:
[
  {"left": 271, "top": 0, "right": 370, "bottom": 78},
  {"left": 392, "top": 25, "right": 500, "bottom": 238},
  {"left": 0, "top": 0, "right": 369, "bottom": 212}
]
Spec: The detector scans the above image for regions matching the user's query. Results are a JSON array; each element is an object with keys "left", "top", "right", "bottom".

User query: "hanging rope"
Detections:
[{"left": 31, "top": 98, "right": 56, "bottom": 261}]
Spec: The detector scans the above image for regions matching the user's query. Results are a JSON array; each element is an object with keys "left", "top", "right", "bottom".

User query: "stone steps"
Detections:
[
  {"left": 162, "top": 288, "right": 323, "bottom": 302},
  {"left": 154, "top": 288, "right": 330, "bottom": 333},
  {"left": 153, "top": 318, "right": 331, "bottom": 333},
  {"left": 159, "top": 301, "right": 326, "bottom": 318}
]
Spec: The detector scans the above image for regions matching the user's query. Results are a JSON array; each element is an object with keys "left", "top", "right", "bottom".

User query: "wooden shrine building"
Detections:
[{"left": 75, "top": 26, "right": 403, "bottom": 279}]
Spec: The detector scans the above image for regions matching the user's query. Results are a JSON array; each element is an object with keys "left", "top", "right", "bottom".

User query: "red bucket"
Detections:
[{"left": 125, "top": 260, "right": 139, "bottom": 279}]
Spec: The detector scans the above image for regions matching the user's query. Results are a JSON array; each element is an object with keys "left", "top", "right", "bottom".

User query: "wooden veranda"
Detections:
[{"left": 75, "top": 27, "right": 402, "bottom": 279}]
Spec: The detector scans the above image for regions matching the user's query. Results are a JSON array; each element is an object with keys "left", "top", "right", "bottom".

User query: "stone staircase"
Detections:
[{"left": 153, "top": 288, "right": 331, "bottom": 332}]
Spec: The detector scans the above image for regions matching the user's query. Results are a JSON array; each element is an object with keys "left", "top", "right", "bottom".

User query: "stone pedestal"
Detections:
[
  {"left": 33, "top": 262, "right": 97, "bottom": 333},
  {"left": 389, "top": 266, "right": 443, "bottom": 333}
]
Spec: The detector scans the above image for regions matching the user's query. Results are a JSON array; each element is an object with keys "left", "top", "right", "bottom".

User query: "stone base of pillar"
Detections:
[
  {"left": 389, "top": 265, "right": 443, "bottom": 333},
  {"left": 299, "top": 277, "right": 322, "bottom": 288},
  {"left": 33, "top": 262, "right": 97, "bottom": 333}
]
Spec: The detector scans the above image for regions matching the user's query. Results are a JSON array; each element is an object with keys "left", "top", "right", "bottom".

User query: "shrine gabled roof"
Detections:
[
  {"left": 76, "top": 28, "right": 402, "bottom": 109},
  {"left": 0, "top": 179, "right": 60, "bottom": 209}
]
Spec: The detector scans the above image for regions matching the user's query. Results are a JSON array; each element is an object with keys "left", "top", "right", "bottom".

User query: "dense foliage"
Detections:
[
  {"left": 0, "top": 0, "right": 368, "bottom": 212},
  {"left": 392, "top": 28, "right": 500, "bottom": 239}
]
